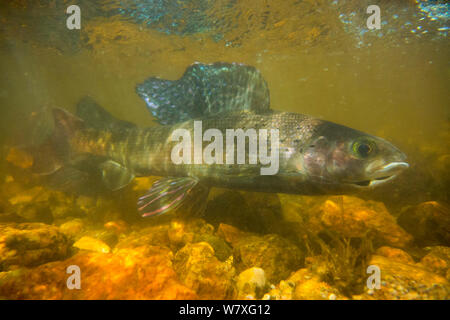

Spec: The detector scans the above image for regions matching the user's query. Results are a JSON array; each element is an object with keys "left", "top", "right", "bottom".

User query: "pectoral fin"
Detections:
[
  {"left": 44, "top": 166, "right": 92, "bottom": 193},
  {"left": 137, "top": 177, "right": 209, "bottom": 217},
  {"left": 100, "top": 160, "right": 134, "bottom": 191}
]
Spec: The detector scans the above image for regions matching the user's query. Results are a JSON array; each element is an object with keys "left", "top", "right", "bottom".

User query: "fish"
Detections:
[{"left": 32, "top": 62, "right": 409, "bottom": 217}]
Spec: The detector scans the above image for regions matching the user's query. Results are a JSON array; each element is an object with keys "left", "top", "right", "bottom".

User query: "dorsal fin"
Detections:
[
  {"left": 76, "top": 96, "right": 136, "bottom": 131},
  {"left": 136, "top": 62, "right": 271, "bottom": 125}
]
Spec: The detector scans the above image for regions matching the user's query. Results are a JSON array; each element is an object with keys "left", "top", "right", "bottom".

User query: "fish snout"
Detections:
[{"left": 365, "top": 161, "right": 409, "bottom": 187}]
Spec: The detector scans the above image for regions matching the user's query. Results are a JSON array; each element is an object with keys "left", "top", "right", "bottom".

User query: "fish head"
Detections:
[{"left": 298, "top": 121, "right": 409, "bottom": 190}]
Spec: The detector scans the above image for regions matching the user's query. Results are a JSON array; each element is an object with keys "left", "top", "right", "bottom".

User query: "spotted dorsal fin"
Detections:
[{"left": 136, "top": 62, "right": 271, "bottom": 125}]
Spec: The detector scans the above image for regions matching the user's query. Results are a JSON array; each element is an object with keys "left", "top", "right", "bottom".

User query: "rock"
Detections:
[
  {"left": 1, "top": 178, "right": 28, "bottom": 201},
  {"left": 217, "top": 224, "right": 304, "bottom": 284},
  {"left": 308, "top": 196, "right": 413, "bottom": 248},
  {"left": 173, "top": 242, "right": 235, "bottom": 299},
  {"left": 168, "top": 218, "right": 214, "bottom": 248},
  {"left": 192, "top": 233, "right": 232, "bottom": 262},
  {"left": 357, "top": 255, "right": 449, "bottom": 300},
  {"left": 204, "top": 190, "right": 283, "bottom": 234},
  {"left": 397, "top": 201, "right": 450, "bottom": 246},
  {"left": 87, "top": 229, "right": 119, "bottom": 249},
  {"left": 231, "top": 233, "right": 304, "bottom": 284},
  {"left": 6, "top": 147, "right": 33, "bottom": 169},
  {"left": 217, "top": 223, "right": 252, "bottom": 247},
  {"left": 0, "top": 246, "right": 197, "bottom": 299},
  {"left": 7, "top": 187, "right": 52, "bottom": 222},
  {"left": 7, "top": 186, "right": 84, "bottom": 222},
  {"left": 59, "top": 219, "right": 86, "bottom": 239},
  {"left": 375, "top": 246, "right": 415, "bottom": 264},
  {"left": 0, "top": 212, "right": 25, "bottom": 223},
  {"left": 418, "top": 246, "right": 450, "bottom": 279},
  {"left": 115, "top": 224, "right": 171, "bottom": 250},
  {"left": 122, "top": 219, "right": 232, "bottom": 261},
  {"left": 75, "top": 196, "right": 96, "bottom": 212},
  {"left": 0, "top": 222, "right": 71, "bottom": 271},
  {"left": 167, "top": 220, "right": 190, "bottom": 246},
  {"left": 263, "top": 269, "right": 345, "bottom": 300},
  {"left": 75, "top": 196, "right": 120, "bottom": 224},
  {"left": 73, "top": 236, "right": 110, "bottom": 254},
  {"left": 104, "top": 220, "right": 128, "bottom": 235},
  {"left": 8, "top": 186, "right": 43, "bottom": 206},
  {"left": 46, "top": 190, "right": 81, "bottom": 220},
  {"left": 236, "top": 267, "right": 267, "bottom": 299}
]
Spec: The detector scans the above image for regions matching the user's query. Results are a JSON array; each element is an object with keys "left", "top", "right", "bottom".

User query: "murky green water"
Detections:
[{"left": 0, "top": 0, "right": 448, "bottom": 300}]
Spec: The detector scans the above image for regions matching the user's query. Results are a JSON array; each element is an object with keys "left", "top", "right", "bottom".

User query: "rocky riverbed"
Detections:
[{"left": 0, "top": 166, "right": 448, "bottom": 300}]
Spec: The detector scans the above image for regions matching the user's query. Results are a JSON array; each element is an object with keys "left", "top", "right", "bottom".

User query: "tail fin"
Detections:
[
  {"left": 24, "top": 106, "right": 133, "bottom": 194},
  {"left": 31, "top": 108, "right": 84, "bottom": 175}
]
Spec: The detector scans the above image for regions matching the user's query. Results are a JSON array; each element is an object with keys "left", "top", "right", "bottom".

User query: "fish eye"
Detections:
[{"left": 352, "top": 138, "right": 375, "bottom": 158}]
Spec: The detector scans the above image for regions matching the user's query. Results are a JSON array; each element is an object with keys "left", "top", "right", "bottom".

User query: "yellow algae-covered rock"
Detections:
[
  {"left": 417, "top": 246, "right": 450, "bottom": 279},
  {"left": 358, "top": 255, "right": 449, "bottom": 300},
  {"left": 236, "top": 267, "right": 267, "bottom": 299},
  {"left": 0, "top": 246, "right": 197, "bottom": 299},
  {"left": 173, "top": 242, "right": 235, "bottom": 299},
  {"left": 375, "top": 246, "right": 415, "bottom": 264},
  {"left": 231, "top": 233, "right": 304, "bottom": 284},
  {"left": 115, "top": 223, "right": 171, "bottom": 250},
  {"left": 168, "top": 218, "right": 215, "bottom": 248},
  {"left": 217, "top": 223, "right": 304, "bottom": 283},
  {"left": 312, "top": 196, "right": 412, "bottom": 248},
  {"left": 104, "top": 220, "right": 129, "bottom": 235},
  {"left": 0, "top": 222, "right": 71, "bottom": 271},
  {"left": 397, "top": 201, "right": 450, "bottom": 246},
  {"left": 59, "top": 219, "right": 86, "bottom": 239},
  {"left": 6, "top": 147, "right": 33, "bottom": 169},
  {"left": 217, "top": 223, "right": 254, "bottom": 248},
  {"left": 167, "top": 219, "right": 231, "bottom": 261},
  {"left": 192, "top": 233, "right": 232, "bottom": 262},
  {"left": 74, "top": 196, "right": 96, "bottom": 213},
  {"left": 7, "top": 186, "right": 83, "bottom": 222},
  {"left": 263, "top": 269, "right": 345, "bottom": 300},
  {"left": 73, "top": 236, "right": 110, "bottom": 254},
  {"left": 116, "top": 218, "right": 214, "bottom": 253},
  {"left": 8, "top": 186, "right": 44, "bottom": 206}
]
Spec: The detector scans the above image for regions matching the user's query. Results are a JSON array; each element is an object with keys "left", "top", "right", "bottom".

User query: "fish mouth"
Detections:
[{"left": 350, "top": 161, "right": 409, "bottom": 188}]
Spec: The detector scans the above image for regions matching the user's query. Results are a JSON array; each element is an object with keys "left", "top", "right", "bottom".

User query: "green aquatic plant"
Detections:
[{"left": 305, "top": 230, "right": 374, "bottom": 297}]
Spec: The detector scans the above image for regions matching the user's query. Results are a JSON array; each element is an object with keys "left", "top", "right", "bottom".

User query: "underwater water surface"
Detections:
[{"left": 0, "top": 0, "right": 449, "bottom": 300}]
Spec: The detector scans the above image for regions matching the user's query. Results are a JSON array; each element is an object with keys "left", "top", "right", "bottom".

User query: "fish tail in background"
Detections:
[
  {"left": 28, "top": 108, "right": 108, "bottom": 193},
  {"left": 30, "top": 100, "right": 136, "bottom": 194},
  {"left": 31, "top": 108, "right": 84, "bottom": 175}
]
